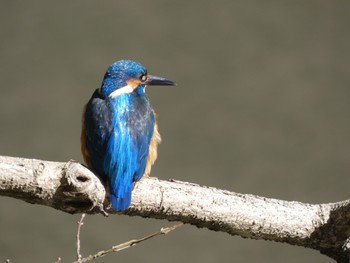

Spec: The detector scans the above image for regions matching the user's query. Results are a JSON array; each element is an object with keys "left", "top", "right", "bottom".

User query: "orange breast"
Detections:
[{"left": 144, "top": 120, "right": 161, "bottom": 177}]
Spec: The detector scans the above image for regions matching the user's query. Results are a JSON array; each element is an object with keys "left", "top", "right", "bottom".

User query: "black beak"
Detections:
[{"left": 144, "top": 75, "right": 176, "bottom": 86}]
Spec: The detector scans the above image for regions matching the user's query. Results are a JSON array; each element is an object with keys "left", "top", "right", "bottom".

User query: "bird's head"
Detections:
[{"left": 100, "top": 60, "right": 175, "bottom": 98}]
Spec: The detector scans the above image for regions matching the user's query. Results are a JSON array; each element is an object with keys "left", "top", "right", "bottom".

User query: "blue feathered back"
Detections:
[{"left": 104, "top": 93, "right": 154, "bottom": 210}]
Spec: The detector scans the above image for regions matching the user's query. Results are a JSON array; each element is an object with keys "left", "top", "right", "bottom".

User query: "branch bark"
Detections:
[{"left": 0, "top": 155, "right": 349, "bottom": 262}]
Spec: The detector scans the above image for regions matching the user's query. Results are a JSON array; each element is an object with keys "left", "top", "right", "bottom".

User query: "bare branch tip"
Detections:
[
  {"left": 161, "top": 223, "right": 184, "bottom": 234},
  {"left": 76, "top": 213, "right": 86, "bottom": 261}
]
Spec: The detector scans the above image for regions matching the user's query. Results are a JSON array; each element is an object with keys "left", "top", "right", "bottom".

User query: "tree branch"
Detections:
[
  {"left": 73, "top": 223, "right": 183, "bottom": 263},
  {"left": 0, "top": 155, "right": 349, "bottom": 262}
]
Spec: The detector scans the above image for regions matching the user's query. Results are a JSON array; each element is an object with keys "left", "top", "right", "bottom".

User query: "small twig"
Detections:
[
  {"left": 76, "top": 213, "right": 86, "bottom": 262},
  {"left": 73, "top": 223, "right": 183, "bottom": 263}
]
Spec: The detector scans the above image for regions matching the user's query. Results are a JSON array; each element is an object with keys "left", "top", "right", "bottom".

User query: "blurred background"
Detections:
[{"left": 0, "top": 1, "right": 349, "bottom": 262}]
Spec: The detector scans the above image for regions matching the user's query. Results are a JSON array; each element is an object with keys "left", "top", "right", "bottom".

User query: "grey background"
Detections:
[{"left": 1, "top": 1, "right": 350, "bottom": 262}]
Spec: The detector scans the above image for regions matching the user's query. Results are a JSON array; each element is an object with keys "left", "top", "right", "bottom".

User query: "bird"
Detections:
[{"left": 81, "top": 59, "right": 175, "bottom": 211}]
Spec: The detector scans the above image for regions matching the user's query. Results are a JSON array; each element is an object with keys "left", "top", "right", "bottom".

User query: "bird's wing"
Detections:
[
  {"left": 82, "top": 89, "right": 112, "bottom": 177},
  {"left": 130, "top": 104, "right": 156, "bottom": 182}
]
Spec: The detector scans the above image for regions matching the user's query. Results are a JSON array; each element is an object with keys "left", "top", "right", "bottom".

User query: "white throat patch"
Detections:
[{"left": 108, "top": 84, "right": 134, "bottom": 98}]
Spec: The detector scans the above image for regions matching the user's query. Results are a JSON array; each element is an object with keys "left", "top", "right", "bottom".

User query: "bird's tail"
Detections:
[{"left": 110, "top": 187, "right": 132, "bottom": 211}]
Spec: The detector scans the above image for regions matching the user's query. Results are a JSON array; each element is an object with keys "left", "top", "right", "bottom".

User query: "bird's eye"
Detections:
[{"left": 140, "top": 74, "right": 147, "bottom": 82}]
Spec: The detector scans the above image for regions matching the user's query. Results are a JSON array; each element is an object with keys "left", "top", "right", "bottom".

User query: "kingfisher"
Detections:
[{"left": 81, "top": 60, "right": 175, "bottom": 211}]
